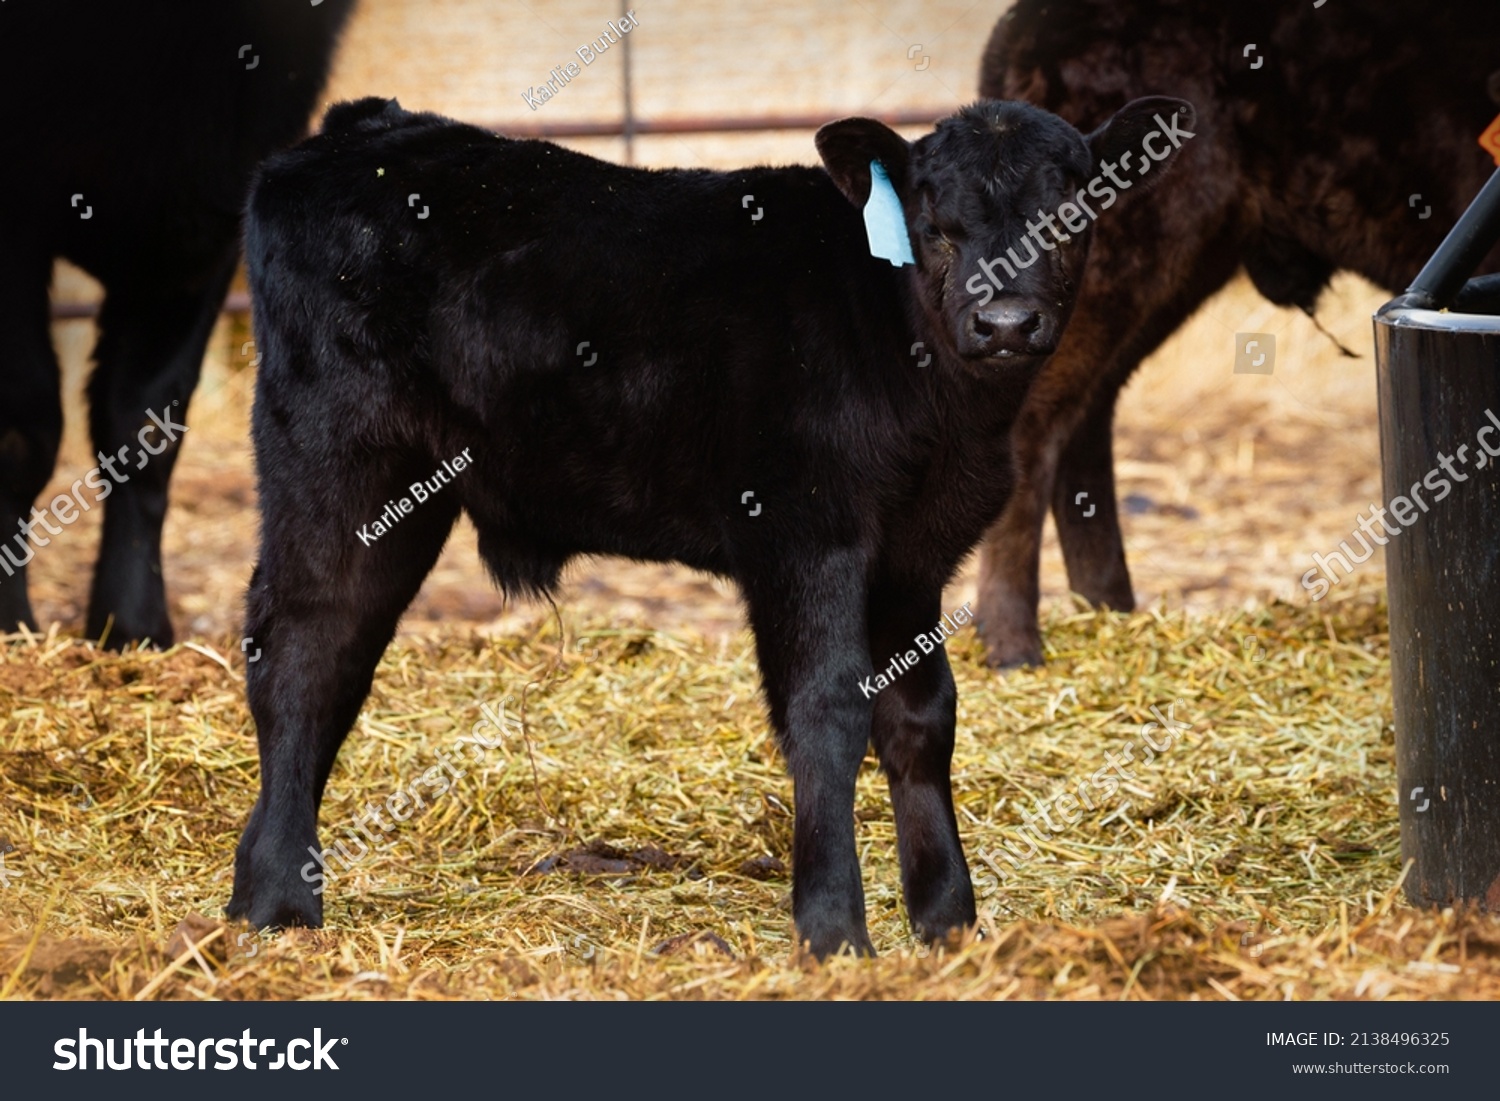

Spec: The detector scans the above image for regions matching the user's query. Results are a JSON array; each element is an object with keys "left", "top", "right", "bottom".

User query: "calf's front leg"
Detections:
[
  {"left": 743, "top": 550, "right": 875, "bottom": 958},
  {"left": 867, "top": 587, "right": 975, "bottom": 943}
]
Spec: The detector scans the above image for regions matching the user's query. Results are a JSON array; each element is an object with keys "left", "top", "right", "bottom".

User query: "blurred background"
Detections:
[{"left": 38, "top": 0, "right": 1386, "bottom": 646}]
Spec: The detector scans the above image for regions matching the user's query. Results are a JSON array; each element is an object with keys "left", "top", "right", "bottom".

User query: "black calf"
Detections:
[
  {"left": 0, "top": 0, "right": 352, "bottom": 646},
  {"left": 227, "top": 94, "right": 1191, "bottom": 957}
]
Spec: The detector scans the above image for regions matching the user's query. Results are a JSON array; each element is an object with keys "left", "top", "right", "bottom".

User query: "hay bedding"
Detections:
[{"left": 4, "top": 587, "right": 1500, "bottom": 1000}]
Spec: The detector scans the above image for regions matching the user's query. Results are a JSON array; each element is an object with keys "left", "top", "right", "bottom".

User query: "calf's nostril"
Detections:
[{"left": 1019, "top": 311, "right": 1041, "bottom": 335}]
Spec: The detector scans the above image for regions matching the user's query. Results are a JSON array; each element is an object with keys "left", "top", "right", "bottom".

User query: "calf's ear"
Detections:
[
  {"left": 1087, "top": 96, "right": 1196, "bottom": 187},
  {"left": 815, "top": 118, "right": 912, "bottom": 206}
]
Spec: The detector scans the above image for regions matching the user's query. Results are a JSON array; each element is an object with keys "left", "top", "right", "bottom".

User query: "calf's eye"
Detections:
[{"left": 920, "top": 222, "right": 951, "bottom": 245}]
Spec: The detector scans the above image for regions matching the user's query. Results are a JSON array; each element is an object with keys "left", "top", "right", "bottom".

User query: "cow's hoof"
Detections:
[
  {"left": 972, "top": 600, "right": 1046, "bottom": 670},
  {"left": 0, "top": 593, "right": 37, "bottom": 638},
  {"left": 981, "top": 632, "right": 1045, "bottom": 670},
  {"left": 987, "top": 650, "right": 1043, "bottom": 671},
  {"left": 87, "top": 609, "right": 174, "bottom": 651},
  {"left": 1072, "top": 583, "right": 1136, "bottom": 614}
]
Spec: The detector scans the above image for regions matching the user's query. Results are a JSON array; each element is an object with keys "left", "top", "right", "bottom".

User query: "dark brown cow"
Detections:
[{"left": 974, "top": 0, "right": 1500, "bottom": 667}]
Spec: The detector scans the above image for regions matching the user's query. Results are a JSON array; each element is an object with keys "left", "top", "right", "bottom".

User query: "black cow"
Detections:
[
  {"left": 0, "top": 0, "right": 354, "bottom": 647},
  {"left": 973, "top": 0, "right": 1500, "bottom": 668},
  {"left": 225, "top": 94, "right": 1192, "bottom": 957}
]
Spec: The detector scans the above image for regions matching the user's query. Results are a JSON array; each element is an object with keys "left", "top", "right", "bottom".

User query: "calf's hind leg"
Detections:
[{"left": 228, "top": 450, "right": 460, "bottom": 929}]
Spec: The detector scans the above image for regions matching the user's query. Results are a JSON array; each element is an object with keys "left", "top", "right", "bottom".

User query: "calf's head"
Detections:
[{"left": 817, "top": 97, "right": 1195, "bottom": 371}]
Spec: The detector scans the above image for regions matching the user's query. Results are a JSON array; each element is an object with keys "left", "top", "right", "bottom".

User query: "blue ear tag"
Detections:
[{"left": 863, "top": 159, "right": 914, "bottom": 267}]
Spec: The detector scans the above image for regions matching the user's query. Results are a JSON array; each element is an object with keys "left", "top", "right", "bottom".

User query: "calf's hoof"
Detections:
[
  {"left": 908, "top": 877, "right": 978, "bottom": 945},
  {"left": 795, "top": 914, "right": 876, "bottom": 961},
  {"left": 227, "top": 850, "right": 325, "bottom": 930},
  {"left": 227, "top": 887, "right": 323, "bottom": 931}
]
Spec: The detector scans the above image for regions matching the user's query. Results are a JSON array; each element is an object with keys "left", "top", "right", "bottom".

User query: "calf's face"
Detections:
[{"left": 817, "top": 97, "right": 1195, "bottom": 371}]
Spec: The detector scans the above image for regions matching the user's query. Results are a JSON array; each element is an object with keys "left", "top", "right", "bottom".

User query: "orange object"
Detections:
[{"left": 1481, "top": 112, "right": 1500, "bottom": 166}]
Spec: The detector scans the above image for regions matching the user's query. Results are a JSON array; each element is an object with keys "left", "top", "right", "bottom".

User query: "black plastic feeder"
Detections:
[{"left": 1376, "top": 166, "right": 1500, "bottom": 908}]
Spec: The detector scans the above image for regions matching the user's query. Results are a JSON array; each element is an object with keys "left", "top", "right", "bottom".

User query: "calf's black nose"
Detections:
[{"left": 963, "top": 301, "right": 1057, "bottom": 358}]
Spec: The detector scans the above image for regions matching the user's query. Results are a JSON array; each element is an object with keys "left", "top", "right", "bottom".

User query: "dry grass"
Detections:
[{"left": 6, "top": 589, "right": 1500, "bottom": 1001}]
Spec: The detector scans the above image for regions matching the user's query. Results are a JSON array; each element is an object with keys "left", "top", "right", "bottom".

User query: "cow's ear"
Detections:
[
  {"left": 816, "top": 118, "right": 911, "bottom": 206},
  {"left": 1087, "top": 96, "right": 1196, "bottom": 188}
]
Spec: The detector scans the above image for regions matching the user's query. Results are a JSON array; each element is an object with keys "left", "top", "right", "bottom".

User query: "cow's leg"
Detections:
[
  {"left": 0, "top": 248, "right": 61, "bottom": 635},
  {"left": 1051, "top": 373, "right": 1135, "bottom": 610},
  {"left": 227, "top": 450, "right": 460, "bottom": 929},
  {"left": 743, "top": 549, "right": 875, "bottom": 958},
  {"left": 974, "top": 388, "right": 1075, "bottom": 670},
  {"left": 84, "top": 255, "right": 235, "bottom": 647},
  {"left": 867, "top": 587, "right": 974, "bottom": 944},
  {"left": 976, "top": 283, "right": 1247, "bottom": 670}
]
